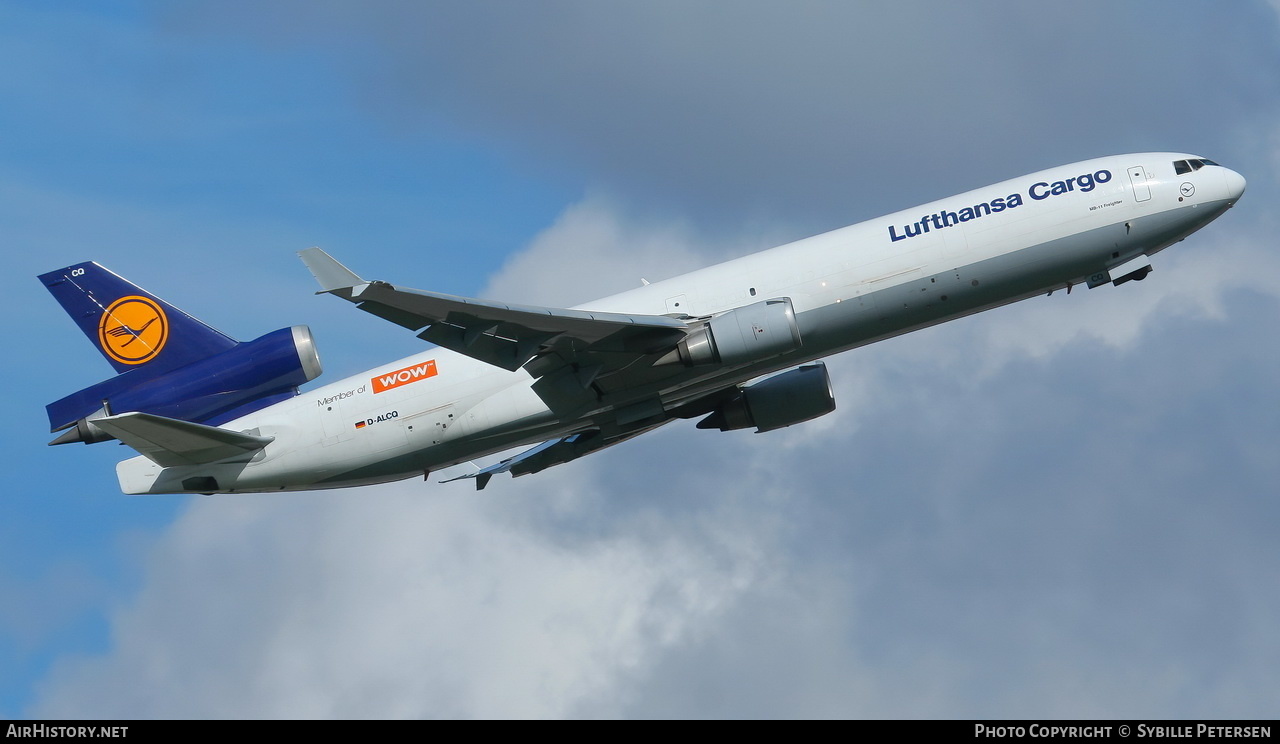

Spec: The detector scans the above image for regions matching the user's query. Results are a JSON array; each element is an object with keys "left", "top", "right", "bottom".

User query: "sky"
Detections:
[{"left": 3, "top": 1, "right": 1279, "bottom": 719}]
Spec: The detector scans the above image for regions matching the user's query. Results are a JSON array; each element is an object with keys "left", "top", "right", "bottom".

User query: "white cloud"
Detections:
[
  {"left": 33, "top": 482, "right": 779, "bottom": 719},
  {"left": 480, "top": 197, "right": 713, "bottom": 307}
]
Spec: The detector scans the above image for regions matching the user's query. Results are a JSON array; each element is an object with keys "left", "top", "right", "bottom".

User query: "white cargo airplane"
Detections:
[{"left": 41, "top": 153, "right": 1244, "bottom": 493}]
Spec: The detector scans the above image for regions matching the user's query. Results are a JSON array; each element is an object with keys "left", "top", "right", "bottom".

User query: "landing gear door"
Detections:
[{"left": 1128, "top": 166, "right": 1151, "bottom": 202}]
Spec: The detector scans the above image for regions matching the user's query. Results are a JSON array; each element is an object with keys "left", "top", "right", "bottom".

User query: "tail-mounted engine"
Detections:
[{"left": 49, "top": 326, "right": 323, "bottom": 444}]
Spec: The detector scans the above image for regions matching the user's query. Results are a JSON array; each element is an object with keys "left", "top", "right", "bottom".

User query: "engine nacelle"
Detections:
[
  {"left": 697, "top": 362, "right": 836, "bottom": 433},
  {"left": 666, "top": 298, "right": 802, "bottom": 367},
  {"left": 48, "top": 326, "right": 323, "bottom": 443}
]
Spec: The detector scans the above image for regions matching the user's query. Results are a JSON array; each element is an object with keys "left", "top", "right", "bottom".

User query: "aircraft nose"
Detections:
[{"left": 1223, "top": 167, "right": 1247, "bottom": 201}]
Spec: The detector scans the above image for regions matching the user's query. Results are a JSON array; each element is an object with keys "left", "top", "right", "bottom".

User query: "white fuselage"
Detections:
[{"left": 117, "top": 153, "right": 1244, "bottom": 494}]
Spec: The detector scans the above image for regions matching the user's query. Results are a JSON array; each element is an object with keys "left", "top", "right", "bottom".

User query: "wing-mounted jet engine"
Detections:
[
  {"left": 657, "top": 297, "right": 802, "bottom": 368},
  {"left": 694, "top": 361, "right": 835, "bottom": 433}
]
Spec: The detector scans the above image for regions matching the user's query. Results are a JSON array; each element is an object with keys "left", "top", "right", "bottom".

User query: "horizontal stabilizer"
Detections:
[{"left": 91, "top": 412, "right": 274, "bottom": 467}]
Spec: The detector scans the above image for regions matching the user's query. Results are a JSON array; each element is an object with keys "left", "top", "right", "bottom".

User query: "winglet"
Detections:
[{"left": 299, "top": 247, "right": 365, "bottom": 293}]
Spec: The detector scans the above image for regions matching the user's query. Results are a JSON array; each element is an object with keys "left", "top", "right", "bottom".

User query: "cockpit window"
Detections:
[{"left": 1174, "top": 158, "right": 1220, "bottom": 175}]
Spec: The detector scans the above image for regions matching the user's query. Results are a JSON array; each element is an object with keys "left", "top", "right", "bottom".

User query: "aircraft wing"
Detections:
[
  {"left": 300, "top": 248, "right": 691, "bottom": 408},
  {"left": 441, "top": 422, "right": 669, "bottom": 490},
  {"left": 90, "top": 412, "right": 275, "bottom": 467}
]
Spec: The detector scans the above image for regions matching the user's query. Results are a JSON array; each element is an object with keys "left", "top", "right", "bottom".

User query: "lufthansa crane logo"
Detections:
[{"left": 98, "top": 295, "right": 169, "bottom": 365}]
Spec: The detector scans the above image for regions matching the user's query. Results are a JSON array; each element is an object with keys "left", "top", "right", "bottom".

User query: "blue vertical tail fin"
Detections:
[{"left": 39, "top": 262, "right": 239, "bottom": 375}]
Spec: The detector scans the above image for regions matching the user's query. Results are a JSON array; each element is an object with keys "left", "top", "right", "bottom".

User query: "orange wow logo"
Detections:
[
  {"left": 372, "top": 360, "right": 438, "bottom": 393},
  {"left": 98, "top": 295, "right": 169, "bottom": 365}
]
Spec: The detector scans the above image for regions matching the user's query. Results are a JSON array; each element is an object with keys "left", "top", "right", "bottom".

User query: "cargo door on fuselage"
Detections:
[
  {"left": 1127, "top": 166, "right": 1152, "bottom": 202},
  {"left": 319, "top": 396, "right": 357, "bottom": 447}
]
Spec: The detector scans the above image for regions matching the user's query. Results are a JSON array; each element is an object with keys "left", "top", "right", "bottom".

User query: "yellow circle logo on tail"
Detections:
[{"left": 98, "top": 295, "right": 169, "bottom": 365}]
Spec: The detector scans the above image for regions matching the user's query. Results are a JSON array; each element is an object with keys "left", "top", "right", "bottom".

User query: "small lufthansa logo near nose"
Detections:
[{"left": 1180, "top": 182, "right": 1195, "bottom": 197}]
